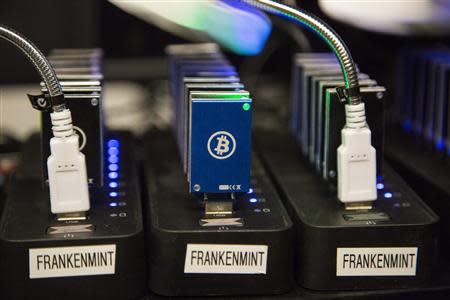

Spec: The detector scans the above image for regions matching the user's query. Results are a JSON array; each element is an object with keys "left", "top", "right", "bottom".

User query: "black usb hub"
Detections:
[
  {"left": 255, "top": 129, "right": 439, "bottom": 291},
  {"left": 0, "top": 132, "right": 146, "bottom": 300},
  {"left": 142, "top": 130, "right": 294, "bottom": 296},
  {"left": 386, "top": 127, "right": 450, "bottom": 255}
]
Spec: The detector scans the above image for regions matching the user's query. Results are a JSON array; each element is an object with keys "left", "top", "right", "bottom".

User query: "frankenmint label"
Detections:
[
  {"left": 184, "top": 244, "right": 268, "bottom": 274},
  {"left": 29, "top": 244, "right": 116, "bottom": 279},
  {"left": 336, "top": 247, "right": 418, "bottom": 276}
]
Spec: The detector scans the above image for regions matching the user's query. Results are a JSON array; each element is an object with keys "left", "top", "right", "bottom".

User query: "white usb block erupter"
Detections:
[
  {"left": 47, "top": 109, "right": 90, "bottom": 215},
  {"left": 337, "top": 103, "right": 377, "bottom": 208}
]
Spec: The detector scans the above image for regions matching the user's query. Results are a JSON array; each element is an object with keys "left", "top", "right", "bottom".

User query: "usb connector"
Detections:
[
  {"left": 337, "top": 103, "right": 377, "bottom": 206},
  {"left": 47, "top": 109, "right": 90, "bottom": 215}
]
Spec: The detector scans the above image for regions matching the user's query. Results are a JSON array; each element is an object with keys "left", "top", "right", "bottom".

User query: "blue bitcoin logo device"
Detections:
[
  {"left": 189, "top": 93, "right": 252, "bottom": 193},
  {"left": 166, "top": 44, "right": 253, "bottom": 195}
]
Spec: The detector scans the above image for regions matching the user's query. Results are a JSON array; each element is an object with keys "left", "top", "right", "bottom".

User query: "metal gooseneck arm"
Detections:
[
  {"left": 241, "top": 0, "right": 361, "bottom": 105},
  {"left": 0, "top": 25, "right": 66, "bottom": 111}
]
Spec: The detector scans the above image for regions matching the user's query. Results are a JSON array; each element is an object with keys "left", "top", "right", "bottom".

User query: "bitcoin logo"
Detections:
[
  {"left": 207, "top": 131, "right": 236, "bottom": 160},
  {"left": 214, "top": 135, "right": 230, "bottom": 155}
]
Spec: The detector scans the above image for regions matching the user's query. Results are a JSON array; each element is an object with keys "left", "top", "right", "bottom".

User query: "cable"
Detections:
[
  {"left": 240, "top": 0, "right": 361, "bottom": 105},
  {"left": 0, "top": 25, "right": 66, "bottom": 111},
  {"left": 0, "top": 25, "right": 89, "bottom": 215},
  {"left": 242, "top": 1, "right": 377, "bottom": 206}
]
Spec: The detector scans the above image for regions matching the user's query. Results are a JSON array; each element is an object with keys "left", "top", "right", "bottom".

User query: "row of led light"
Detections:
[
  {"left": 247, "top": 188, "right": 258, "bottom": 204},
  {"left": 247, "top": 182, "right": 392, "bottom": 204},
  {"left": 105, "top": 147, "right": 392, "bottom": 204},
  {"left": 376, "top": 181, "right": 393, "bottom": 199},
  {"left": 107, "top": 139, "right": 120, "bottom": 206}
]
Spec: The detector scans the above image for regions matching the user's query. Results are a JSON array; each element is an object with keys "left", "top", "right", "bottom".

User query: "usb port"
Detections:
[
  {"left": 56, "top": 211, "right": 87, "bottom": 221},
  {"left": 47, "top": 224, "right": 95, "bottom": 235}
]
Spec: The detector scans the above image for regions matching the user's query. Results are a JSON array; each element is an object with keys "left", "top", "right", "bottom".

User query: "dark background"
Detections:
[{"left": 0, "top": 0, "right": 449, "bottom": 101}]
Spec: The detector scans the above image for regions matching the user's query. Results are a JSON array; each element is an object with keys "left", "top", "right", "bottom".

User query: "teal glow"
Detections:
[
  {"left": 109, "top": 0, "right": 271, "bottom": 55},
  {"left": 203, "top": 1, "right": 272, "bottom": 55}
]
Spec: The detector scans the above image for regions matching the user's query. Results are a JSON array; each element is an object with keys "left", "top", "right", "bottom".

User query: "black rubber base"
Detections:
[
  {"left": 0, "top": 132, "right": 146, "bottom": 300},
  {"left": 142, "top": 130, "right": 294, "bottom": 296},
  {"left": 255, "top": 129, "right": 439, "bottom": 291}
]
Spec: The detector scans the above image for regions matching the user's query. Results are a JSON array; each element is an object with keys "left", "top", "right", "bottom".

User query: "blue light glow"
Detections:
[
  {"left": 436, "top": 139, "right": 445, "bottom": 151},
  {"left": 107, "top": 139, "right": 120, "bottom": 148},
  {"left": 108, "top": 147, "right": 119, "bottom": 156},
  {"left": 108, "top": 155, "right": 119, "bottom": 164},
  {"left": 109, "top": 192, "right": 118, "bottom": 197},
  {"left": 108, "top": 172, "right": 118, "bottom": 179},
  {"left": 377, "top": 175, "right": 383, "bottom": 181},
  {"left": 109, "top": 202, "right": 118, "bottom": 207},
  {"left": 376, "top": 183, "right": 384, "bottom": 190},
  {"left": 403, "top": 121, "right": 413, "bottom": 133},
  {"left": 109, "top": 182, "right": 119, "bottom": 188},
  {"left": 108, "top": 164, "right": 119, "bottom": 171},
  {"left": 249, "top": 198, "right": 258, "bottom": 203},
  {"left": 384, "top": 192, "right": 393, "bottom": 199},
  {"left": 247, "top": 188, "right": 254, "bottom": 194}
]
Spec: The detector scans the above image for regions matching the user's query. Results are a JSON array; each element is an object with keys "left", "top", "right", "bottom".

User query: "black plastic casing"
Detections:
[
  {"left": 386, "top": 127, "right": 450, "bottom": 254},
  {"left": 0, "top": 132, "right": 145, "bottom": 300},
  {"left": 142, "top": 130, "right": 294, "bottom": 296},
  {"left": 256, "top": 130, "right": 439, "bottom": 291}
]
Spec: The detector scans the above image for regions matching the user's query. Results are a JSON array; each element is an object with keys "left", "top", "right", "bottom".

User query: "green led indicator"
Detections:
[{"left": 243, "top": 103, "right": 251, "bottom": 111}]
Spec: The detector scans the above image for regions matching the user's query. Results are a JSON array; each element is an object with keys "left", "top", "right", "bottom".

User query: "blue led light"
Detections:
[
  {"left": 109, "top": 191, "right": 118, "bottom": 198},
  {"left": 377, "top": 175, "right": 383, "bottom": 181},
  {"left": 108, "top": 172, "right": 118, "bottom": 179},
  {"left": 108, "top": 155, "right": 119, "bottom": 164},
  {"left": 247, "top": 188, "right": 254, "bottom": 194},
  {"left": 109, "top": 182, "right": 119, "bottom": 188},
  {"left": 249, "top": 198, "right": 258, "bottom": 204},
  {"left": 384, "top": 192, "right": 393, "bottom": 199},
  {"left": 437, "top": 139, "right": 445, "bottom": 151},
  {"left": 376, "top": 183, "right": 384, "bottom": 190},
  {"left": 403, "top": 121, "right": 413, "bottom": 133},
  {"left": 109, "top": 202, "right": 118, "bottom": 207},
  {"left": 107, "top": 139, "right": 120, "bottom": 148},
  {"left": 108, "top": 147, "right": 119, "bottom": 156},
  {"left": 108, "top": 164, "right": 119, "bottom": 171}
]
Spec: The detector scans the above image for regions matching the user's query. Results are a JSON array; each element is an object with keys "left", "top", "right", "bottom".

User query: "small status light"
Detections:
[
  {"left": 107, "top": 139, "right": 120, "bottom": 148},
  {"left": 108, "top": 147, "right": 119, "bottom": 156},
  {"left": 377, "top": 175, "right": 383, "bottom": 181},
  {"left": 108, "top": 164, "right": 119, "bottom": 171},
  {"left": 109, "top": 192, "right": 118, "bottom": 198},
  {"left": 109, "top": 202, "right": 118, "bottom": 207},
  {"left": 403, "top": 121, "right": 413, "bottom": 132},
  {"left": 437, "top": 139, "right": 445, "bottom": 151},
  {"left": 384, "top": 192, "right": 393, "bottom": 199},
  {"left": 376, "top": 183, "right": 384, "bottom": 190},
  {"left": 109, "top": 182, "right": 119, "bottom": 188},
  {"left": 108, "top": 172, "right": 119, "bottom": 179},
  {"left": 247, "top": 188, "right": 254, "bottom": 194},
  {"left": 249, "top": 198, "right": 258, "bottom": 203},
  {"left": 243, "top": 103, "right": 251, "bottom": 111},
  {"left": 108, "top": 155, "right": 119, "bottom": 164}
]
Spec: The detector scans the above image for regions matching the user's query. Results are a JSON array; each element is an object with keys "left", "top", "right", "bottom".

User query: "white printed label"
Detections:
[
  {"left": 336, "top": 247, "right": 418, "bottom": 276},
  {"left": 29, "top": 244, "right": 116, "bottom": 279},
  {"left": 184, "top": 244, "right": 268, "bottom": 274}
]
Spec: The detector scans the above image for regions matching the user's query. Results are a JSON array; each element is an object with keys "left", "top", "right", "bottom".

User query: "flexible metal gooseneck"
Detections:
[
  {"left": 241, "top": 0, "right": 362, "bottom": 105},
  {"left": 0, "top": 25, "right": 66, "bottom": 111}
]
